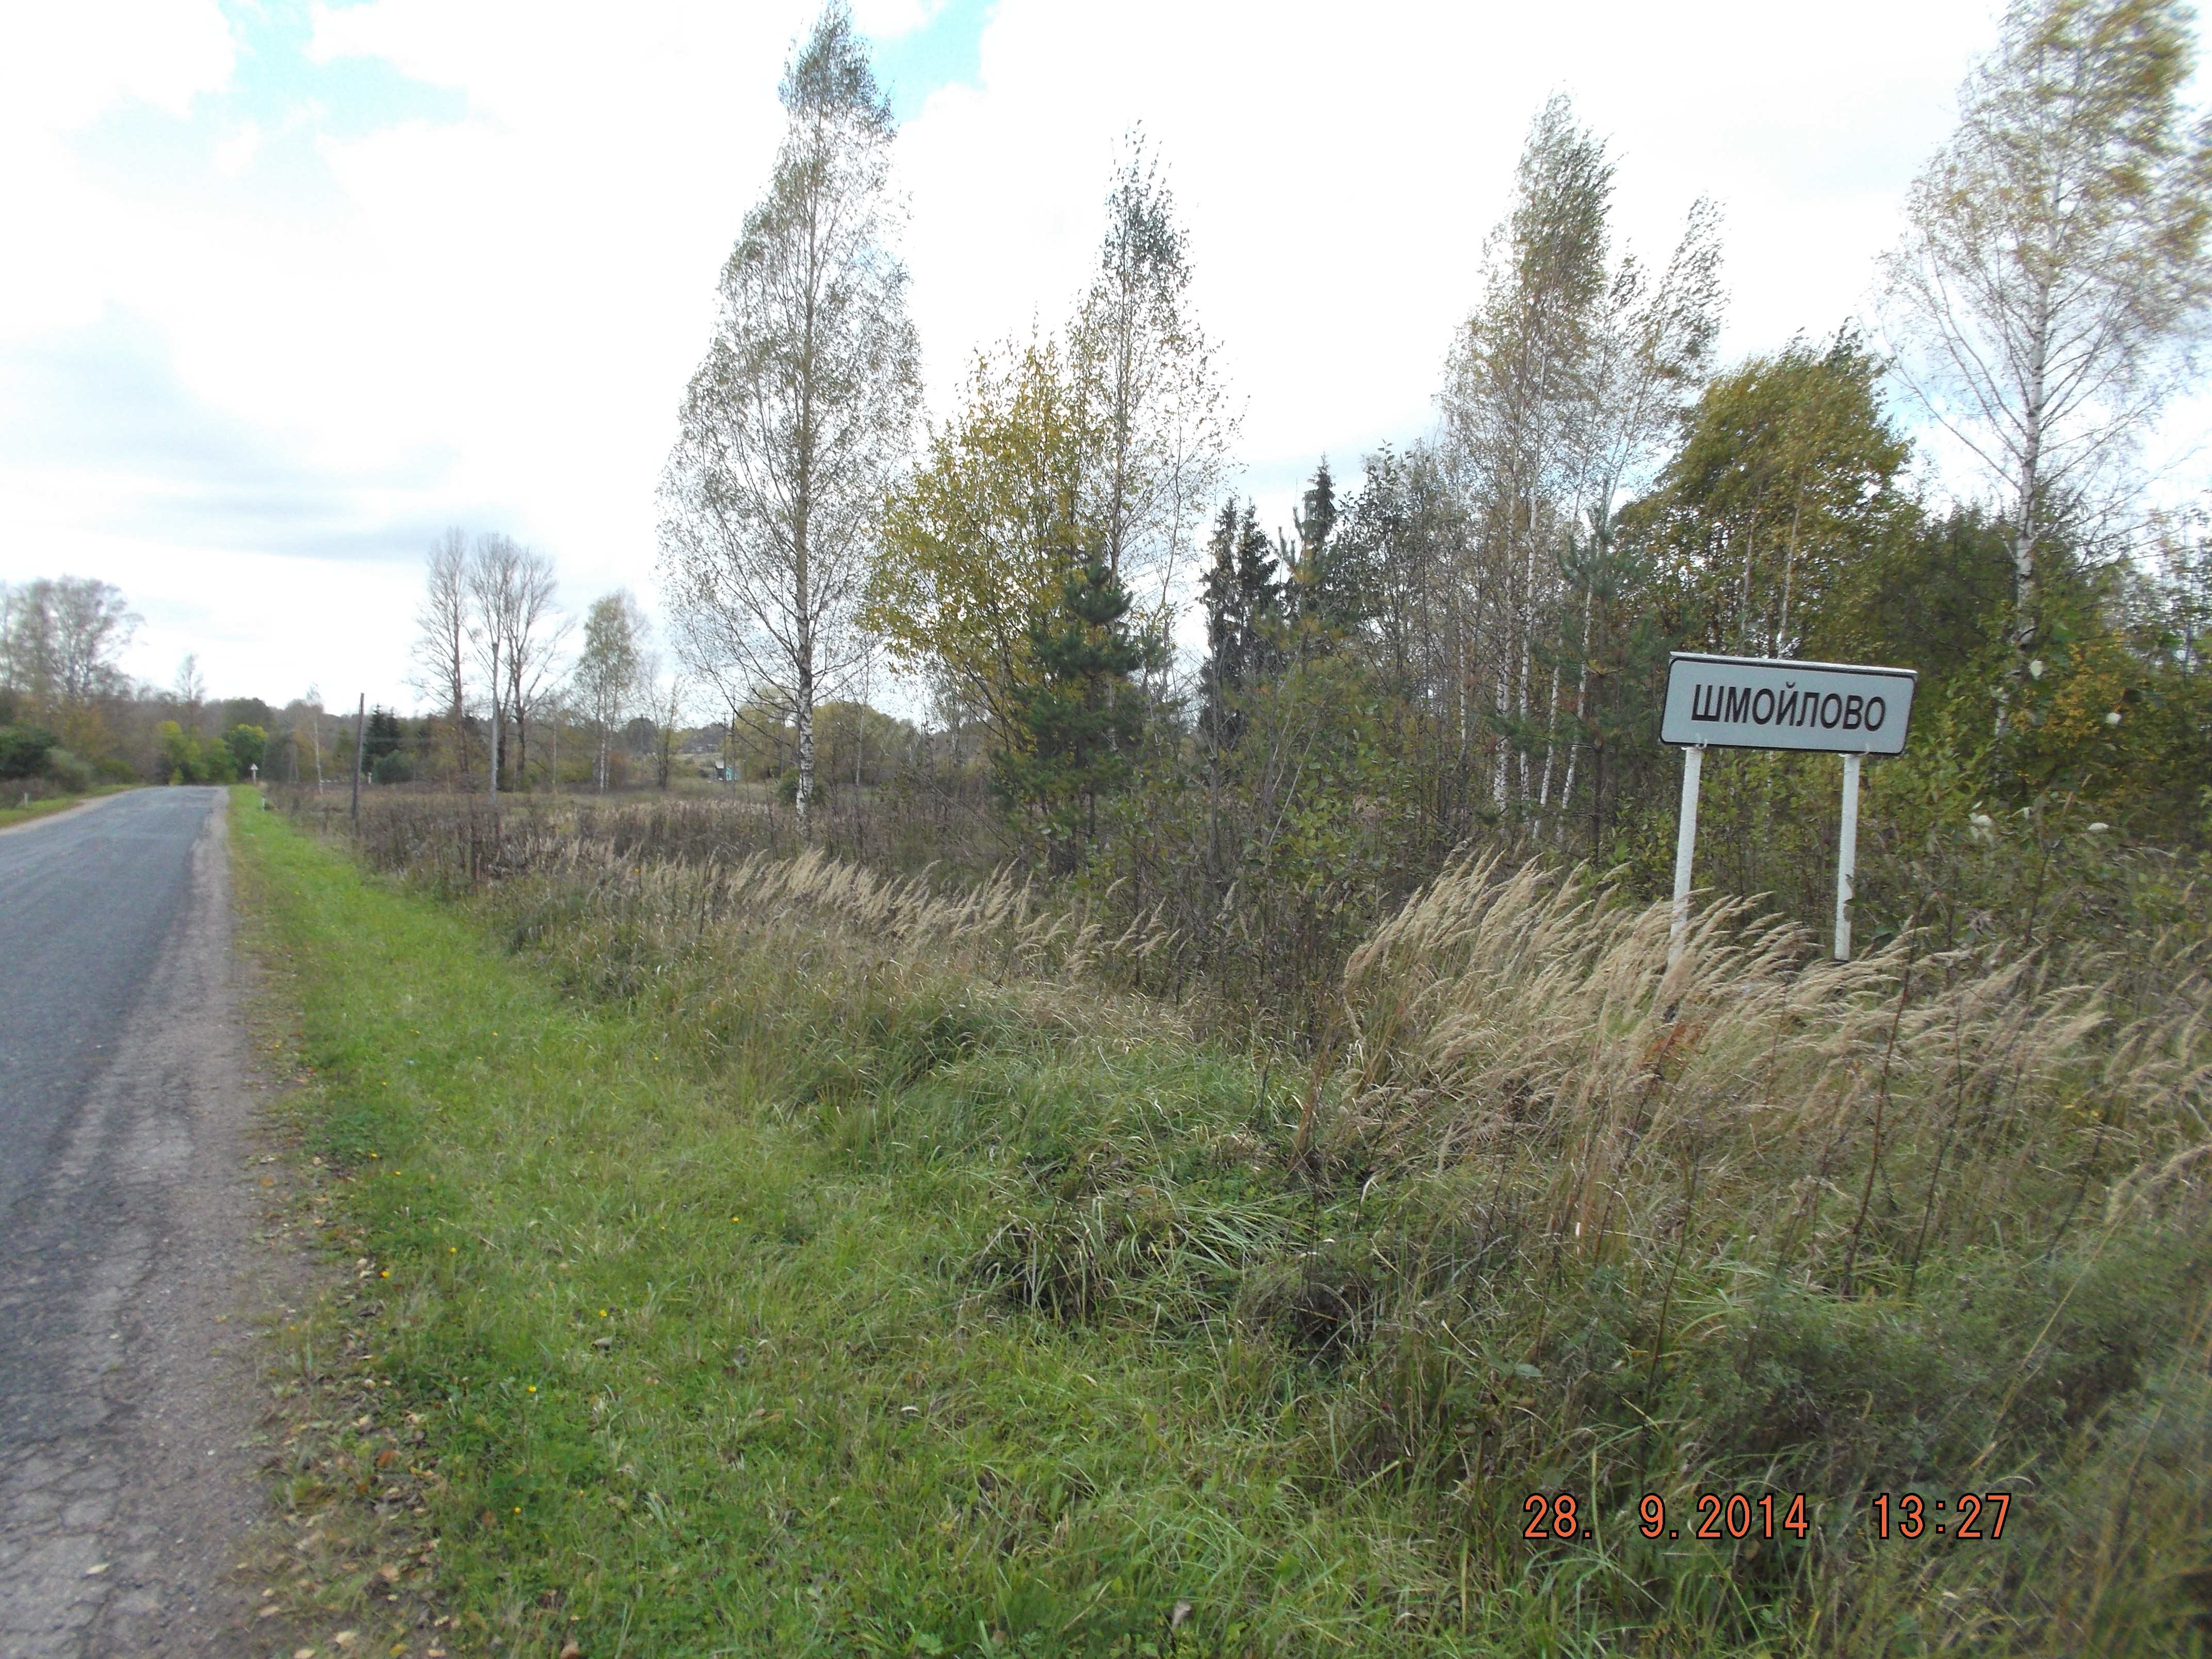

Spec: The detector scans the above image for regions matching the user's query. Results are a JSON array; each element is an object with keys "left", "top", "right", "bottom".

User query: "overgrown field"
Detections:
[{"left": 241, "top": 790, "right": 2212, "bottom": 1656}]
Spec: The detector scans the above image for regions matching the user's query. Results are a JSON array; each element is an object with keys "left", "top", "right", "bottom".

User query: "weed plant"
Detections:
[{"left": 255, "top": 789, "right": 2212, "bottom": 1654}]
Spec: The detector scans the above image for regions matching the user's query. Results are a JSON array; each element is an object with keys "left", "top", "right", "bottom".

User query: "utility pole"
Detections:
[
  {"left": 350, "top": 693, "right": 366, "bottom": 828},
  {"left": 488, "top": 639, "right": 500, "bottom": 804}
]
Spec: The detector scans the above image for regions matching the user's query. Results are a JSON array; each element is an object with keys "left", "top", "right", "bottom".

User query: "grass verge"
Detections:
[
  {"left": 0, "top": 782, "right": 137, "bottom": 828},
  {"left": 234, "top": 792, "right": 1447, "bottom": 1656},
  {"left": 236, "top": 792, "right": 2212, "bottom": 1658}
]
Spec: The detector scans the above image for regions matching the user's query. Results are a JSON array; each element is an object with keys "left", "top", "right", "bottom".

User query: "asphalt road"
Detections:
[
  {"left": 0, "top": 791, "right": 209, "bottom": 1223},
  {"left": 0, "top": 789, "right": 275, "bottom": 1657}
]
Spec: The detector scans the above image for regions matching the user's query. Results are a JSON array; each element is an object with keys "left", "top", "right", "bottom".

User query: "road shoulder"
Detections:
[{"left": 0, "top": 787, "right": 140, "bottom": 837}]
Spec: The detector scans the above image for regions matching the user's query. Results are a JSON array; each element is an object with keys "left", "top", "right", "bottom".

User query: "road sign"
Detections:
[
  {"left": 1662, "top": 653, "right": 1916, "bottom": 755},
  {"left": 1661, "top": 653, "right": 1918, "bottom": 967}
]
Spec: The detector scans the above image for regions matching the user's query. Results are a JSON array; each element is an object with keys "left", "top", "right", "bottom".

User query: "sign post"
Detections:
[
  {"left": 1835, "top": 752, "right": 1861, "bottom": 959},
  {"left": 1669, "top": 744, "right": 1703, "bottom": 967},
  {"left": 1661, "top": 653, "right": 1916, "bottom": 962}
]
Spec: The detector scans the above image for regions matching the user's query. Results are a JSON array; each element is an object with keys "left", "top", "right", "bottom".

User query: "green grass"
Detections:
[
  {"left": 235, "top": 792, "right": 2212, "bottom": 1657},
  {"left": 0, "top": 782, "right": 137, "bottom": 828},
  {"left": 232, "top": 794, "right": 1481, "bottom": 1657}
]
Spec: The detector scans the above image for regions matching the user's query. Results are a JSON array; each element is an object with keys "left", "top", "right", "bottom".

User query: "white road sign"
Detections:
[{"left": 1661, "top": 653, "right": 1917, "bottom": 755}]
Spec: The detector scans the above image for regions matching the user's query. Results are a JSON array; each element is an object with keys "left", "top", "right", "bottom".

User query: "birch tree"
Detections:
[
  {"left": 658, "top": 4, "right": 919, "bottom": 835},
  {"left": 0, "top": 577, "right": 136, "bottom": 714},
  {"left": 1069, "top": 134, "right": 1232, "bottom": 640},
  {"left": 1882, "top": 0, "right": 2212, "bottom": 722},
  {"left": 574, "top": 591, "right": 645, "bottom": 792},
  {"left": 1441, "top": 95, "right": 1613, "bottom": 811},
  {"left": 500, "top": 548, "right": 567, "bottom": 788},
  {"left": 1552, "top": 202, "right": 1723, "bottom": 815},
  {"left": 409, "top": 528, "right": 471, "bottom": 786},
  {"left": 466, "top": 533, "right": 522, "bottom": 799}
]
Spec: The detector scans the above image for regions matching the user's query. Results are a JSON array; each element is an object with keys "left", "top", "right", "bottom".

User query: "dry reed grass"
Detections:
[
  {"left": 299, "top": 788, "right": 2212, "bottom": 1653},
  {"left": 1334, "top": 852, "right": 2209, "bottom": 1287}
]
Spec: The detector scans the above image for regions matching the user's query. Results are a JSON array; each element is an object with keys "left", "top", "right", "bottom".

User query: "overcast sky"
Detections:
[{"left": 6, "top": 0, "right": 2188, "bottom": 713}]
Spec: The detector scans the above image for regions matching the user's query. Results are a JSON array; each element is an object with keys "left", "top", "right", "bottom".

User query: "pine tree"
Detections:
[{"left": 996, "top": 557, "right": 1145, "bottom": 871}]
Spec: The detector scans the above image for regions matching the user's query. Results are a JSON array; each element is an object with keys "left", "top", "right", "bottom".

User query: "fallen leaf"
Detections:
[
  {"left": 333, "top": 1632, "right": 358, "bottom": 1649},
  {"left": 1171, "top": 1599, "right": 1192, "bottom": 1630},
  {"left": 258, "top": 1606, "right": 282, "bottom": 1619},
  {"left": 559, "top": 1645, "right": 583, "bottom": 1658},
  {"left": 84, "top": 1563, "right": 109, "bottom": 1577}
]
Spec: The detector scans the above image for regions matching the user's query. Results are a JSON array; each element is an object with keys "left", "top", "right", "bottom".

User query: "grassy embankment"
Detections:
[
  {"left": 237, "top": 794, "right": 1444, "bottom": 1657},
  {"left": 0, "top": 781, "right": 137, "bottom": 828},
  {"left": 234, "top": 790, "right": 2212, "bottom": 1657}
]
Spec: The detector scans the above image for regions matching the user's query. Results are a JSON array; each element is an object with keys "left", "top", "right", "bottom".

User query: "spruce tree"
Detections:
[
  {"left": 1287, "top": 458, "right": 1368, "bottom": 640},
  {"left": 996, "top": 557, "right": 1145, "bottom": 870},
  {"left": 1198, "top": 501, "right": 1243, "bottom": 750},
  {"left": 1198, "top": 500, "right": 1284, "bottom": 751},
  {"left": 1234, "top": 505, "right": 1283, "bottom": 678}
]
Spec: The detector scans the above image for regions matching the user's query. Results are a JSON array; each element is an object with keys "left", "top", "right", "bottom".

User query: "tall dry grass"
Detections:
[
  {"left": 302, "top": 788, "right": 2212, "bottom": 1653},
  {"left": 1309, "top": 854, "right": 2212, "bottom": 1652},
  {"left": 1334, "top": 852, "right": 2208, "bottom": 1286}
]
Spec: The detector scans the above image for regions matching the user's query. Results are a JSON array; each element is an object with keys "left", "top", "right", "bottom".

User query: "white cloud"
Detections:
[
  {"left": 13, "top": 0, "right": 2202, "bottom": 715},
  {"left": 848, "top": 0, "right": 951, "bottom": 40},
  {"left": 0, "top": 0, "right": 233, "bottom": 135},
  {"left": 896, "top": 0, "right": 2006, "bottom": 514},
  {"left": 0, "top": 2, "right": 236, "bottom": 342}
]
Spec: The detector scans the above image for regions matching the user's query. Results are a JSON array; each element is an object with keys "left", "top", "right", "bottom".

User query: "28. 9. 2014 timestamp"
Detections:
[
  {"left": 1519, "top": 1490, "right": 2013, "bottom": 1542},
  {"left": 1522, "top": 1491, "right": 1811, "bottom": 1542}
]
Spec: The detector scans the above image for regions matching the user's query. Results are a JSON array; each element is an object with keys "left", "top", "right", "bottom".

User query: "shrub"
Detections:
[
  {"left": 0, "top": 723, "right": 58, "bottom": 779},
  {"left": 43, "top": 747, "right": 94, "bottom": 791}
]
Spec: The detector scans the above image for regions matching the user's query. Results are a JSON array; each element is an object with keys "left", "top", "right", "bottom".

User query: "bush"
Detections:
[
  {"left": 0, "top": 723, "right": 58, "bottom": 779},
  {"left": 43, "top": 747, "right": 95, "bottom": 791},
  {"left": 371, "top": 751, "right": 413, "bottom": 786}
]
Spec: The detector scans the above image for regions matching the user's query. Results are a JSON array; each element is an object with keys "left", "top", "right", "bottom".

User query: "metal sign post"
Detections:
[
  {"left": 1669, "top": 744, "right": 1703, "bottom": 967},
  {"left": 1661, "top": 653, "right": 1917, "bottom": 963},
  {"left": 1835, "top": 752, "right": 1861, "bottom": 960}
]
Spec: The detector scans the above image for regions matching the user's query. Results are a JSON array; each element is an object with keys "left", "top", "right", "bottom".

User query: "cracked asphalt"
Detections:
[{"left": 0, "top": 788, "right": 276, "bottom": 1657}]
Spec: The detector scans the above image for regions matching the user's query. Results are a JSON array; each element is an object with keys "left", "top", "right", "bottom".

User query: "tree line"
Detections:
[
  {"left": 621, "top": 0, "right": 2210, "bottom": 1018},
  {"left": 0, "top": 576, "right": 308, "bottom": 790}
]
